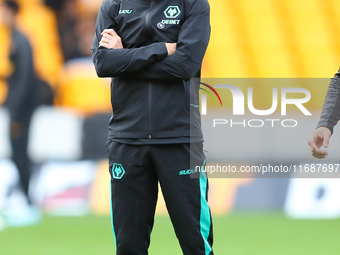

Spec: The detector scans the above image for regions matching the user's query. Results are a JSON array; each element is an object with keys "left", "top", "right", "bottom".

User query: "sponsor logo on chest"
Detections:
[
  {"left": 164, "top": 6, "right": 181, "bottom": 18},
  {"left": 157, "top": 6, "right": 181, "bottom": 29},
  {"left": 119, "top": 9, "right": 132, "bottom": 14}
]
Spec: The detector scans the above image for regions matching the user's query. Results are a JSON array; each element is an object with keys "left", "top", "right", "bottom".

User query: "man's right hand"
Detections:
[
  {"left": 307, "top": 126, "right": 332, "bottom": 159},
  {"left": 165, "top": 43, "right": 177, "bottom": 56}
]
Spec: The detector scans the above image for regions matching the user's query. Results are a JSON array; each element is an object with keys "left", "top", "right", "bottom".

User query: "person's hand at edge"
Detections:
[{"left": 307, "top": 126, "right": 331, "bottom": 159}]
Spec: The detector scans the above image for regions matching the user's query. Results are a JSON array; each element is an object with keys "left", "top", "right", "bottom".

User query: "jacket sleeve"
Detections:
[
  {"left": 135, "top": 0, "right": 211, "bottom": 81},
  {"left": 91, "top": 0, "right": 168, "bottom": 78},
  {"left": 317, "top": 69, "right": 340, "bottom": 134}
]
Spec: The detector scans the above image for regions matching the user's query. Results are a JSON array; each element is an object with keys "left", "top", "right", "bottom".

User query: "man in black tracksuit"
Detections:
[
  {"left": 308, "top": 69, "right": 340, "bottom": 159},
  {"left": 1, "top": 1, "right": 38, "bottom": 217},
  {"left": 92, "top": 0, "right": 213, "bottom": 254}
]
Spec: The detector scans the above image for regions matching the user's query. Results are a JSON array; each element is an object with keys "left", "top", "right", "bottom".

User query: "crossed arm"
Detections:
[
  {"left": 99, "top": 29, "right": 177, "bottom": 56},
  {"left": 91, "top": 0, "right": 210, "bottom": 81}
]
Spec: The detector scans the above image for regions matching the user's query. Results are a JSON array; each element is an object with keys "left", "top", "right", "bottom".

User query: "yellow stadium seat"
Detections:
[
  {"left": 203, "top": 0, "right": 340, "bottom": 110},
  {"left": 0, "top": 25, "right": 11, "bottom": 105},
  {"left": 57, "top": 59, "right": 112, "bottom": 116},
  {"left": 17, "top": 4, "right": 63, "bottom": 87},
  {"left": 0, "top": 1, "right": 63, "bottom": 89}
]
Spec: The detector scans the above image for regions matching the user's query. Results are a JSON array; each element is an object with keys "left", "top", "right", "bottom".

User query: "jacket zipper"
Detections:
[
  {"left": 145, "top": 0, "right": 155, "bottom": 139},
  {"left": 144, "top": 0, "right": 154, "bottom": 36},
  {"left": 148, "top": 82, "right": 153, "bottom": 139}
]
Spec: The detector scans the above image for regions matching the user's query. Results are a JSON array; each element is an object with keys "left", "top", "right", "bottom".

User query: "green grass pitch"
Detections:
[{"left": 0, "top": 214, "right": 339, "bottom": 255}]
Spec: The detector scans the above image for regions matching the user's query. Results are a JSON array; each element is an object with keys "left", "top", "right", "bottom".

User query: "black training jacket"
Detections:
[
  {"left": 91, "top": 0, "right": 210, "bottom": 143},
  {"left": 317, "top": 69, "right": 340, "bottom": 134}
]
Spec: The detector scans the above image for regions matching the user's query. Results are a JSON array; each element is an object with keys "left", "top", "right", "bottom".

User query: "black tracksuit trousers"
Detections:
[
  {"left": 106, "top": 141, "right": 213, "bottom": 255},
  {"left": 10, "top": 119, "right": 32, "bottom": 205}
]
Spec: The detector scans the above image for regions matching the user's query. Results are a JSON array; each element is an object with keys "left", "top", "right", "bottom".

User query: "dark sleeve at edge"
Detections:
[{"left": 317, "top": 69, "right": 340, "bottom": 134}]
